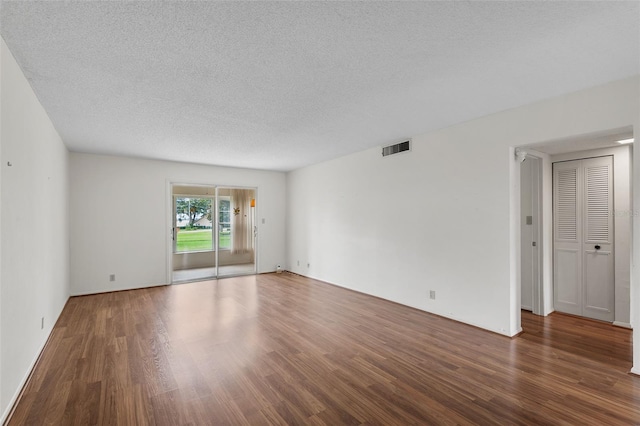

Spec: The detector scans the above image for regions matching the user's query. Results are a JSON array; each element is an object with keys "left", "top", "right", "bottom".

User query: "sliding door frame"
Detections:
[{"left": 166, "top": 181, "right": 258, "bottom": 284}]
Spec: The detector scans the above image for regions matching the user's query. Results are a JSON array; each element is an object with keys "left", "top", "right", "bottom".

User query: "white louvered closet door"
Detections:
[
  {"left": 553, "top": 156, "right": 614, "bottom": 322},
  {"left": 554, "top": 161, "right": 582, "bottom": 316}
]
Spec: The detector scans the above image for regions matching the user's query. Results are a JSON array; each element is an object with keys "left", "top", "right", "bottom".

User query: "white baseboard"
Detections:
[
  {"left": 291, "top": 272, "right": 515, "bottom": 337},
  {"left": 1, "top": 325, "right": 54, "bottom": 424},
  {"left": 71, "top": 282, "right": 167, "bottom": 297},
  {"left": 510, "top": 327, "right": 523, "bottom": 337},
  {"left": 0, "top": 296, "right": 69, "bottom": 424},
  {"left": 630, "top": 367, "right": 640, "bottom": 376},
  {"left": 613, "top": 321, "right": 633, "bottom": 329}
]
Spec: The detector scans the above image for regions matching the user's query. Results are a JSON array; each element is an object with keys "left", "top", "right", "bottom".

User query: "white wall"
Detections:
[
  {"left": 287, "top": 76, "right": 639, "bottom": 338},
  {"left": 70, "top": 153, "right": 286, "bottom": 295},
  {"left": 0, "top": 38, "right": 70, "bottom": 420},
  {"left": 551, "top": 145, "right": 632, "bottom": 326}
]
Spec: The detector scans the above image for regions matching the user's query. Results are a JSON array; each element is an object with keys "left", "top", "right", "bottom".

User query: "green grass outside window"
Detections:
[{"left": 176, "top": 230, "right": 230, "bottom": 252}]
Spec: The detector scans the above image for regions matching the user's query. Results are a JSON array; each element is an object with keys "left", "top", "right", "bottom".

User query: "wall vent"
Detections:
[{"left": 382, "top": 140, "right": 411, "bottom": 157}]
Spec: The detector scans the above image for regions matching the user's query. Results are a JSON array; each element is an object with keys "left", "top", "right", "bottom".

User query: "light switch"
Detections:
[{"left": 526, "top": 216, "right": 533, "bottom": 225}]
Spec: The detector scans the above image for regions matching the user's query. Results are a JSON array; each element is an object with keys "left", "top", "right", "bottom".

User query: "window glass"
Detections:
[
  {"left": 218, "top": 198, "right": 231, "bottom": 249},
  {"left": 175, "top": 197, "right": 213, "bottom": 252}
]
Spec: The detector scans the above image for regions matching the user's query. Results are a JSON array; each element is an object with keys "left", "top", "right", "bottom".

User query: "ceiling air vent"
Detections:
[{"left": 382, "top": 140, "right": 411, "bottom": 157}]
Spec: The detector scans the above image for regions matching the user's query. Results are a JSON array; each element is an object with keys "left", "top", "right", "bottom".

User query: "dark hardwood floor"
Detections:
[{"left": 8, "top": 273, "right": 640, "bottom": 425}]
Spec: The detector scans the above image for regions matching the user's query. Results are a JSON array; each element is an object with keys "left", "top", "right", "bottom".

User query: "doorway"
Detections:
[
  {"left": 520, "top": 154, "right": 542, "bottom": 314},
  {"left": 514, "top": 129, "right": 633, "bottom": 327},
  {"left": 171, "top": 184, "right": 257, "bottom": 283}
]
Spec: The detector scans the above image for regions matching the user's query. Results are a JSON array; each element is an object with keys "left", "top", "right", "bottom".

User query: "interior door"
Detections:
[
  {"left": 554, "top": 161, "right": 582, "bottom": 316},
  {"left": 553, "top": 156, "right": 614, "bottom": 321},
  {"left": 582, "top": 157, "right": 614, "bottom": 321}
]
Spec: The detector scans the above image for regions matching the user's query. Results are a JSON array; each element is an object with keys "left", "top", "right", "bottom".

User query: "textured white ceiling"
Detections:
[{"left": 1, "top": 1, "right": 638, "bottom": 171}]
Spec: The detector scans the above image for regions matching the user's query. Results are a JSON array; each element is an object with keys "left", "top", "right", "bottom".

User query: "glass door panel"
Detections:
[
  {"left": 171, "top": 185, "right": 217, "bottom": 283},
  {"left": 216, "top": 187, "right": 257, "bottom": 277}
]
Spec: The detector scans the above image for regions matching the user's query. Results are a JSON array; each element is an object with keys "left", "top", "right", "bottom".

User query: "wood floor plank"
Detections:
[{"left": 7, "top": 273, "right": 640, "bottom": 425}]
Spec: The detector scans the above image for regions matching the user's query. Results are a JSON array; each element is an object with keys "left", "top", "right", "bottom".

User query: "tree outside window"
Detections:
[{"left": 175, "top": 197, "right": 212, "bottom": 252}]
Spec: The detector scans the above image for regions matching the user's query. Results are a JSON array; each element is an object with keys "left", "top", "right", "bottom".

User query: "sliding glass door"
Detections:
[{"left": 171, "top": 184, "right": 256, "bottom": 283}]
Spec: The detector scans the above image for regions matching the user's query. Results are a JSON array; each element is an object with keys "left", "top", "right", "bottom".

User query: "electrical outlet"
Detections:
[
  {"left": 297, "top": 260, "right": 300, "bottom": 266},
  {"left": 109, "top": 274, "right": 116, "bottom": 282},
  {"left": 41, "top": 317, "right": 44, "bottom": 329},
  {"left": 307, "top": 263, "right": 310, "bottom": 268},
  {"left": 262, "top": 218, "right": 265, "bottom": 224},
  {"left": 429, "top": 290, "right": 436, "bottom": 300}
]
